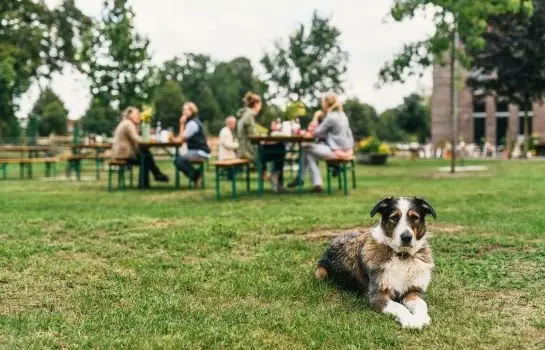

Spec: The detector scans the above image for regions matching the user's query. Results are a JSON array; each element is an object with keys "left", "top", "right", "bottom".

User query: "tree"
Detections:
[
  {"left": 210, "top": 57, "right": 267, "bottom": 117},
  {"left": 468, "top": 0, "right": 545, "bottom": 156},
  {"left": 82, "top": 98, "right": 119, "bottom": 135},
  {"left": 375, "top": 109, "right": 408, "bottom": 142},
  {"left": 344, "top": 99, "right": 377, "bottom": 138},
  {"left": 153, "top": 81, "right": 186, "bottom": 129},
  {"left": 396, "top": 93, "right": 431, "bottom": 143},
  {"left": 0, "top": 0, "right": 91, "bottom": 139},
  {"left": 31, "top": 88, "right": 69, "bottom": 136},
  {"left": 80, "top": 0, "right": 153, "bottom": 111},
  {"left": 261, "top": 11, "right": 349, "bottom": 105}
]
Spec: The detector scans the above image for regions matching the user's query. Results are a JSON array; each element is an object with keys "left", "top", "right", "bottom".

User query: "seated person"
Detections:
[
  {"left": 173, "top": 102, "right": 211, "bottom": 187},
  {"left": 237, "top": 92, "right": 286, "bottom": 192},
  {"left": 218, "top": 116, "right": 239, "bottom": 161},
  {"left": 111, "top": 107, "right": 169, "bottom": 188},
  {"left": 288, "top": 93, "right": 354, "bottom": 192}
]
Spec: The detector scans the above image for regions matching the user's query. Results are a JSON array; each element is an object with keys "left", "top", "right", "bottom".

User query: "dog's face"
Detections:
[{"left": 370, "top": 197, "right": 436, "bottom": 254}]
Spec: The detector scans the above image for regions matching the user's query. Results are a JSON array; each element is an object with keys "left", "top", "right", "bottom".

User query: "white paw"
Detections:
[{"left": 398, "top": 313, "right": 430, "bottom": 329}]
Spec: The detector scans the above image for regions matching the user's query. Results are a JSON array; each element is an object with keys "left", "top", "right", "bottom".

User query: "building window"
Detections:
[
  {"left": 519, "top": 116, "right": 533, "bottom": 135},
  {"left": 497, "top": 99, "right": 509, "bottom": 113},
  {"left": 473, "top": 98, "right": 486, "bottom": 113}
]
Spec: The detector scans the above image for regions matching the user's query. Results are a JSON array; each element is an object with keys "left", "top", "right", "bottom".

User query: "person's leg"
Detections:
[
  {"left": 174, "top": 151, "right": 202, "bottom": 182},
  {"left": 140, "top": 149, "right": 168, "bottom": 182},
  {"left": 306, "top": 144, "right": 335, "bottom": 188},
  {"left": 128, "top": 157, "right": 150, "bottom": 188},
  {"left": 261, "top": 143, "right": 287, "bottom": 191}
]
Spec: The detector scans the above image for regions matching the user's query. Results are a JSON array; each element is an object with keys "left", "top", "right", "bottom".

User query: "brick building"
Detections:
[{"left": 431, "top": 63, "right": 545, "bottom": 146}]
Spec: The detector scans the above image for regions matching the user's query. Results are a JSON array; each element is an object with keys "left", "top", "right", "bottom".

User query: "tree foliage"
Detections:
[
  {"left": 468, "top": 0, "right": 545, "bottom": 153},
  {"left": 153, "top": 81, "right": 186, "bottom": 129},
  {"left": 344, "top": 99, "right": 378, "bottom": 138},
  {"left": 378, "top": 0, "right": 532, "bottom": 85},
  {"left": 31, "top": 88, "right": 69, "bottom": 136},
  {"left": 82, "top": 98, "right": 119, "bottom": 135},
  {"left": 80, "top": 0, "right": 153, "bottom": 110},
  {"left": 261, "top": 11, "right": 348, "bottom": 105},
  {"left": 396, "top": 93, "right": 430, "bottom": 143},
  {"left": 0, "top": 0, "right": 91, "bottom": 139}
]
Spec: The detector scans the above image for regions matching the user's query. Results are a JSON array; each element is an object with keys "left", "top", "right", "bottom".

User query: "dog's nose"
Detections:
[{"left": 400, "top": 231, "right": 413, "bottom": 245}]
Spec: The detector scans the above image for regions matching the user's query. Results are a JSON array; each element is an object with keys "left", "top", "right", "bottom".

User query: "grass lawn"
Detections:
[{"left": 0, "top": 158, "right": 544, "bottom": 349}]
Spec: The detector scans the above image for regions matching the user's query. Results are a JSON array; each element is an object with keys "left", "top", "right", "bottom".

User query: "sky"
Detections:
[{"left": 19, "top": 0, "right": 435, "bottom": 119}]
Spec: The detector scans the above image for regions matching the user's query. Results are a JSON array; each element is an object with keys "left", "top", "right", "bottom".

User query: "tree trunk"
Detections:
[{"left": 524, "top": 98, "right": 530, "bottom": 158}]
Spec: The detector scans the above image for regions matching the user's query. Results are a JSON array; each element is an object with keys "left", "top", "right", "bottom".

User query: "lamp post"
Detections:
[{"left": 450, "top": 21, "right": 459, "bottom": 174}]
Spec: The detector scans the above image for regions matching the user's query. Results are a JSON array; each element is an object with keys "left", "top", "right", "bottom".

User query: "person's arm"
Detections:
[
  {"left": 313, "top": 116, "right": 333, "bottom": 138},
  {"left": 127, "top": 121, "right": 142, "bottom": 143}
]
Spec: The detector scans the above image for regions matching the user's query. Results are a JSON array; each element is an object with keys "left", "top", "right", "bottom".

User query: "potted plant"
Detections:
[{"left": 356, "top": 136, "right": 391, "bottom": 165}]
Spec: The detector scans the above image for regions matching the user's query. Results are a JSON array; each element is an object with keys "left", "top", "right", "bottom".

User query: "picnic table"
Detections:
[
  {"left": 70, "top": 143, "right": 112, "bottom": 180},
  {"left": 138, "top": 142, "right": 182, "bottom": 189},
  {"left": 249, "top": 135, "right": 315, "bottom": 194}
]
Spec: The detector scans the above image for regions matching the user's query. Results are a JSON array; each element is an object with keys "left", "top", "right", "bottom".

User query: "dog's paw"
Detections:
[{"left": 398, "top": 313, "right": 430, "bottom": 329}]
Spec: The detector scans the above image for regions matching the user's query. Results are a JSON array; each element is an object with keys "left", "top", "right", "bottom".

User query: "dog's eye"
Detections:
[
  {"left": 410, "top": 213, "right": 420, "bottom": 221},
  {"left": 389, "top": 215, "right": 400, "bottom": 222}
]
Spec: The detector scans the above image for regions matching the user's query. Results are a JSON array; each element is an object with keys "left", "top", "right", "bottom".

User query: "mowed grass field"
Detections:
[{"left": 1, "top": 158, "right": 544, "bottom": 349}]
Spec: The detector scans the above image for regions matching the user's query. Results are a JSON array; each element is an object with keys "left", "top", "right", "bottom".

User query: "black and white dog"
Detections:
[{"left": 315, "top": 197, "right": 436, "bottom": 329}]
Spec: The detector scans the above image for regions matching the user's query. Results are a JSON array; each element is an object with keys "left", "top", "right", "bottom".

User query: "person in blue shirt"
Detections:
[{"left": 173, "top": 102, "right": 211, "bottom": 187}]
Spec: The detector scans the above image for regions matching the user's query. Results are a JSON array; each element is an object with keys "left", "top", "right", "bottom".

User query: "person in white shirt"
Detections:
[{"left": 218, "top": 116, "right": 239, "bottom": 161}]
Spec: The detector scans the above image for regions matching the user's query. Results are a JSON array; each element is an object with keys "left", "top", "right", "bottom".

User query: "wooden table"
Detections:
[
  {"left": 138, "top": 142, "right": 183, "bottom": 189},
  {"left": 250, "top": 135, "right": 315, "bottom": 194},
  {"left": 70, "top": 144, "right": 112, "bottom": 180}
]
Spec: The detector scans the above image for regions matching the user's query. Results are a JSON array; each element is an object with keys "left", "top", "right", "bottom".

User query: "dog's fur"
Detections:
[{"left": 315, "top": 197, "right": 436, "bottom": 329}]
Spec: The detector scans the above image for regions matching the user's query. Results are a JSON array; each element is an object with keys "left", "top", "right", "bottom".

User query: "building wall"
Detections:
[{"left": 431, "top": 63, "right": 545, "bottom": 145}]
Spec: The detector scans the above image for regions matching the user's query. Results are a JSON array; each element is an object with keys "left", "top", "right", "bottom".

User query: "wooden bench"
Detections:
[
  {"left": 325, "top": 156, "right": 356, "bottom": 196},
  {"left": 213, "top": 159, "right": 251, "bottom": 199},
  {"left": 0, "top": 157, "right": 58, "bottom": 179},
  {"left": 107, "top": 159, "right": 133, "bottom": 191}
]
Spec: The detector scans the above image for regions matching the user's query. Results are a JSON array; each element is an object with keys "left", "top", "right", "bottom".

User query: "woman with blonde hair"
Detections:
[
  {"left": 111, "top": 106, "right": 169, "bottom": 187},
  {"left": 173, "top": 102, "right": 211, "bottom": 187},
  {"left": 237, "top": 92, "right": 287, "bottom": 192},
  {"left": 288, "top": 92, "right": 354, "bottom": 192}
]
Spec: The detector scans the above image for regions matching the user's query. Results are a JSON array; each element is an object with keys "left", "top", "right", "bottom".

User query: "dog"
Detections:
[{"left": 315, "top": 197, "right": 436, "bottom": 329}]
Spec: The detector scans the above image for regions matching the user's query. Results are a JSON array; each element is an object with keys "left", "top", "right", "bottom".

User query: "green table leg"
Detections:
[
  {"left": 215, "top": 166, "right": 220, "bottom": 200},
  {"left": 297, "top": 143, "right": 304, "bottom": 193},
  {"left": 257, "top": 147, "right": 264, "bottom": 195},
  {"left": 1, "top": 163, "right": 6, "bottom": 179}
]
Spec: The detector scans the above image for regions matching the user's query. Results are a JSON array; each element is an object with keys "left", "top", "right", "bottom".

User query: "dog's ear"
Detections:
[
  {"left": 414, "top": 197, "right": 437, "bottom": 219},
  {"left": 370, "top": 197, "right": 394, "bottom": 217}
]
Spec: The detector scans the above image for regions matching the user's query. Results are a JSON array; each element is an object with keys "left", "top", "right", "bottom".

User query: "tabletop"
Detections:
[
  {"left": 138, "top": 142, "right": 183, "bottom": 148},
  {"left": 249, "top": 135, "right": 315, "bottom": 143},
  {"left": 71, "top": 143, "right": 112, "bottom": 149},
  {"left": 0, "top": 145, "right": 52, "bottom": 152}
]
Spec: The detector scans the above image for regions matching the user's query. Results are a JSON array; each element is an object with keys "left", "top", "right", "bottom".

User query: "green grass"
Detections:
[{"left": 0, "top": 159, "right": 544, "bottom": 349}]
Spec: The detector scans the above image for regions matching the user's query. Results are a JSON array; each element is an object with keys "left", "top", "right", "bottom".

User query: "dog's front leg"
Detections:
[
  {"left": 402, "top": 290, "right": 431, "bottom": 328},
  {"left": 369, "top": 289, "right": 423, "bottom": 329}
]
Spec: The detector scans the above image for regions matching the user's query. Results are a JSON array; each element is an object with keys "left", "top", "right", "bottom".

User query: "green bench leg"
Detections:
[
  {"left": 231, "top": 171, "right": 237, "bottom": 199},
  {"left": 96, "top": 159, "right": 101, "bottom": 181},
  {"left": 28, "top": 163, "right": 33, "bottom": 179},
  {"left": 119, "top": 166, "right": 125, "bottom": 191},
  {"left": 246, "top": 165, "right": 250, "bottom": 192},
  {"left": 19, "top": 163, "right": 24, "bottom": 179},
  {"left": 215, "top": 166, "right": 220, "bottom": 200},
  {"left": 1, "top": 164, "right": 6, "bottom": 180},
  {"left": 337, "top": 169, "right": 342, "bottom": 190},
  {"left": 200, "top": 163, "right": 205, "bottom": 189},
  {"left": 351, "top": 160, "right": 356, "bottom": 189},
  {"left": 129, "top": 166, "right": 134, "bottom": 188},
  {"left": 327, "top": 166, "right": 332, "bottom": 194},
  {"left": 343, "top": 162, "right": 348, "bottom": 196},
  {"left": 45, "top": 163, "right": 50, "bottom": 177}
]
